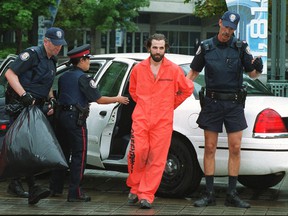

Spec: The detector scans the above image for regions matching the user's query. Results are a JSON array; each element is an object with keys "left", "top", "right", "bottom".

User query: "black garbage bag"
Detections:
[{"left": 0, "top": 105, "right": 68, "bottom": 178}]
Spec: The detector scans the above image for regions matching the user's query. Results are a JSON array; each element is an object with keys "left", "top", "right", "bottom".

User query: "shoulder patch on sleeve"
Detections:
[
  {"left": 196, "top": 46, "right": 201, "bottom": 55},
  {"left": 20, "top": 52, "right": 30, "bottom": 61},
  {"left": 245, "top": 45, "right": 252, "bottom": 55},
  {"left": 89, "top": 79, "right": 97, "bottom": 88}
]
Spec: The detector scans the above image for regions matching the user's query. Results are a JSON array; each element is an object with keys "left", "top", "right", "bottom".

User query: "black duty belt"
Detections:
[
  {"left": 59, "top": 105, "right": 78, "bottom": 111},
  {"left": 206, "top": 90, "right": 238, "bottom": 101},
  {"left": 34, "top": 98, "right": 46, "bottom": 106}
]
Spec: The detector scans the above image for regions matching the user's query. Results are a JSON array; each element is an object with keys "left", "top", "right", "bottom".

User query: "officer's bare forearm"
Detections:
[
  {"left": 186, "top": 69, "right": 200, "bottom": 81},
  {"left": 5, "top": 69, "right": 26, "bottom": 96}
]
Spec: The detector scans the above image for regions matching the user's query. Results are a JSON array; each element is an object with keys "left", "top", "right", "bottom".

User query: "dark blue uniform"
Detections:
[
  {"left": 191, "top": 36, "right": 254, "bottom": 133},
  {"left": 5, "top": 45, "right": 57, "bottom": 200},
  {"left": 9, "top": 45, "right": 56, "bottom": 101},
  {"left": 50, "top": 66, "right": 101, "bottom": 200}
]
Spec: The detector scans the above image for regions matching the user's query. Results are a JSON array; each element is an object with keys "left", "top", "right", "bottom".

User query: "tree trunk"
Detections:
[
  {"left": 15, "top": 29, "right": 22, "bottom": 54},
  {"left": 90, "top": 28, "right": 102, "bottom": 54},
  {"left": 28, "top": 17, "right": 39, "bottom": 46}
]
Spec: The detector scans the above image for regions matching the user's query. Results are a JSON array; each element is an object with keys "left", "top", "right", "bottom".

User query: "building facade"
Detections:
[{"left": 98, "top": 0, "right": 219, "bottom": 55}]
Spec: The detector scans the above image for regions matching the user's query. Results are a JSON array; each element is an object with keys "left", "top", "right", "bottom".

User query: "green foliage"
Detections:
[
  {"left": 0, "top": 0, "right": 56, "bottom": 30},
  {"left": 184, "top": 0, "right": 227, "bottom": 18},
  {"left": 54, "top": 0, "right": 150, "bottom": 32},
  {"left": 0, "top": 48, "right": 16, "bottom": 59}
]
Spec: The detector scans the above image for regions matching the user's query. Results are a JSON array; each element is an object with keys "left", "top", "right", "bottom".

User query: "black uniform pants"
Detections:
[{"left": 50, "top": 110, "right": 88, "bottom": 198}]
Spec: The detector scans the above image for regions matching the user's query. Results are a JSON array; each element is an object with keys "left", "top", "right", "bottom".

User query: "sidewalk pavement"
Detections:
[{"left": 0, "top": 169, "right": 288, "bottom": 215}]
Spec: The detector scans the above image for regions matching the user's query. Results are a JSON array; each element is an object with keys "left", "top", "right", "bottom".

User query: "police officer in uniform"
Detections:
[
  {"left": 4, "top": 27, "right": 67, "bottom": 204},
  {"left": 49, "top": 44, "right": 129, "bottom": 202},
  {"left": 186, "top": 11, "right": 263, "bottom": 208}
]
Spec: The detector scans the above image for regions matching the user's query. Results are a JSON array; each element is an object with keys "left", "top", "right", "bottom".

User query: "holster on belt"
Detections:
[
  {"left": 75, "top": 103, "right": 90, "bottom": 127},
  {"left": 199, "top": 87, "right": 205, "bottom": 108},
  {"left": 237, "top": 87, "right": 247, "bottom": 108}
]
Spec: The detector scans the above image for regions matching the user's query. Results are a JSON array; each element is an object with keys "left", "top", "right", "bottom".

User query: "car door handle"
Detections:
[{"left": 99, "top": 111, "right": 107, "bottom": 116}]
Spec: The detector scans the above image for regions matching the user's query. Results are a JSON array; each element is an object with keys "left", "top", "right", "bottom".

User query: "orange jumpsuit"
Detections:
[{"left": 127, "top": 56, "right": 194, "bottom": 203}]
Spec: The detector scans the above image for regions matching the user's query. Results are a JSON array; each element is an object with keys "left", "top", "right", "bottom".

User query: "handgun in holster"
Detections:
[
  {"left": 199, "top": 87, "right": 205, "bottom": 108},
  {"left": 75, "top": 103, "right": 90, "bottom": 127},
  {"left": 237, "top": 86, "right": 247, "bottom": 108}
]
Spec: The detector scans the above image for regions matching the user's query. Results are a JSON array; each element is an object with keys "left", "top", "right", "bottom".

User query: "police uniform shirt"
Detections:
[
  {"left": 9, "top": 45, "right": 57, "bottom": 98},
  {"left": 58, "top": 67, "right": 101, "bottom": 106},
  {"left": 190, "top": 36, "right": 254, "bottom": 73},
  {"left": 78, "top": 73, "right": 102, "bottom": 102}
]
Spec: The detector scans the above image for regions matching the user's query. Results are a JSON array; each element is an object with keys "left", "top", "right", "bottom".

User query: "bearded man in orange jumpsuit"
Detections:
[{"left": 126, "top": 33, "right": 194, "bottom": 209}]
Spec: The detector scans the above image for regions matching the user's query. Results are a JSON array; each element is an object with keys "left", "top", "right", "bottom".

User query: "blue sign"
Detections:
[
  {"left": 38, "top": 0, "right": 61, "bottom": 46},
  {"left": 226, "top": 0, "right": 268, "bottom": 74}
]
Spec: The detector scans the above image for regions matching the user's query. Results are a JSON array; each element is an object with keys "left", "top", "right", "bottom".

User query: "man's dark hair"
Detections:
[{"left": 145, "top": 33, "right": 170, "bottom": 50}]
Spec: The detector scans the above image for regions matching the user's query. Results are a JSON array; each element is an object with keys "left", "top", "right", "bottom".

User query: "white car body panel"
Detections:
[
  {"left": 2, "top": 52, "right": 288, "bottom": 195},
  {"left": 173, "top": 94, "right": 288, "bottom": 176},
  {"left": 83, "top": 54, "right": 288, "bottom": 177},
  {"left": 86, "top": 57, "right": 136, "bottom": 167}
]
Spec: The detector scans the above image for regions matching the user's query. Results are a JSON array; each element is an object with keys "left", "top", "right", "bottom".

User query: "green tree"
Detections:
[
  {"left": 0, "top": 0, "right": 56, "bottom": 54},
  {"left": 184, "top": 0, "right": 227, "bottom": 18},
  {"left": 54, "top": 0, "right": 150, "bottom": 54}
]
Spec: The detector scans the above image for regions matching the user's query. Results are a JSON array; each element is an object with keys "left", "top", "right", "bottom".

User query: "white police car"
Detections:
[{"left": 1, "top": 53, "right": 288, "bottom": 198}]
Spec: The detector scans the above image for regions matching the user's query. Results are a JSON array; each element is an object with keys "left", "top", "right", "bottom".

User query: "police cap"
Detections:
[
  {"left": 67, "top": 44, "right": 92, "bottom": 59},
  {"left": 45, "top": 27, "right": 67, "bottom": 46},
  {"left": 221, "top": 11, "right": 240, "bottom": 30}
]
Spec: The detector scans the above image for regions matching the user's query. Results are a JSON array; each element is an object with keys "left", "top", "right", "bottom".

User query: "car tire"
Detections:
[
  {"left": 156, "top": 136, "right": 203, "bottom": 198},
  {"left": 238, "top": 172, "right": 285, "bottom": 189}
]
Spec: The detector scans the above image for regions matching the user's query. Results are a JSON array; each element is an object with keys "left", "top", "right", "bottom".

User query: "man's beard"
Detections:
[{"left": 150, "top": 53, "right": 164, "bottom": 62}]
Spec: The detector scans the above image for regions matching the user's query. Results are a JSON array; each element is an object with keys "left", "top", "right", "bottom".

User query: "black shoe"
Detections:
[
  {"left": 127, "top": 192, "right": 138, "bottom": 205},
  {"left": 7, "top": 179, "right": 29, "bottom": 198},
  {"left": 50, "top": 190, "right": 63, "bottom": 197},
  {"left": 28, "top": 185, "right": 50, "bottom": 205},
  {"left": 225, "top": 190, "right": 251, "bottom": 208},
  {"left": 67, "top": 194, "right": 91, "bottom": 202},
  {"left": 140, "top": 199, "right": 152, "bottom": 209},
  {"left": 194, "top": 191, "right": 216, "bottom": 207}
]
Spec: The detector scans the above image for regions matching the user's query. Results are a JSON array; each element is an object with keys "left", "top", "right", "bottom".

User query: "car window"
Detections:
[
  {"left": 53, "top": 61, "right": 105, "bottom": 94},
  {"left": 0, "top": 59, "right": 16, "bottom": 98},
  {"left": 97, "top": 62, "right": 128, "bottom": 97},
  {"left": 0, "top": 76, "right": 6, "bottom": 98},
  {"left": 243, "top": 74, "right": 274, "bottom": 96},
  {"left": 179, "top": 63, "right": 191, "bottom": 76},
  {"left": 194, "top": 72, "right": 274, "bottom": 96}
]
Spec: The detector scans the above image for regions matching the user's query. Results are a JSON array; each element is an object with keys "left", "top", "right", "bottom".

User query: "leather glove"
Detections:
[
  {"left": 253, "top": 57, "right": 263, "bottom": 73},
  {"left": 48, "top": 97, "right": 57, "bottom": 109},
  {"left": 20, "top": 92, "right": 35, "bottom": 107}
]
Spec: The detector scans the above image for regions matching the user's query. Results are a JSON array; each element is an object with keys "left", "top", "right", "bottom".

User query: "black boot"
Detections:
[
  {"left": 7, "top": 179, "right": 29, "bottom": 198},
  {"left": 225, "top": 190, "right": 251, "bottom": 208},
  {"left": 67, "top": 193, "right": 91, "bottom": 202},
  {"left": 194, "top": 191, "right": 216, "bottom": 207},
  {"left": 28, "top": 185, "right": 50, "bottom": 205}
]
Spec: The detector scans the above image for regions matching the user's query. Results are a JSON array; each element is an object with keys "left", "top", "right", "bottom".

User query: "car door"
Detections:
[
  {"left": 0, "top": 55, "right": 17, "bottom": 145},
  {"left": 86, "top": 58, "right": 136, "bottom": 168}
]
